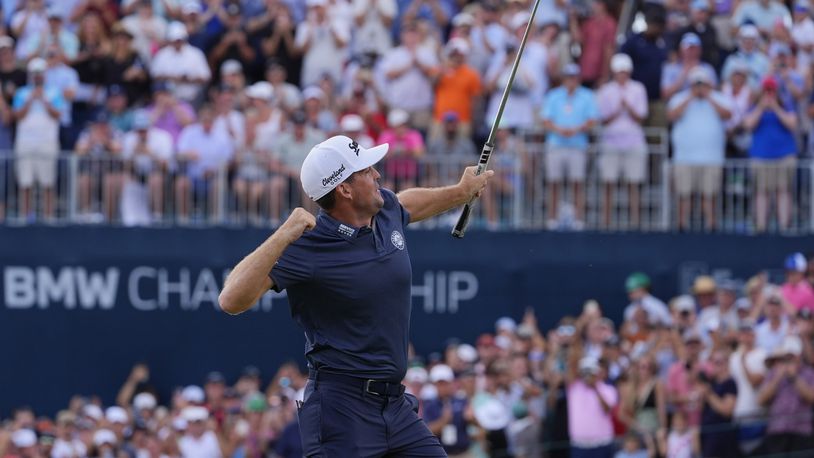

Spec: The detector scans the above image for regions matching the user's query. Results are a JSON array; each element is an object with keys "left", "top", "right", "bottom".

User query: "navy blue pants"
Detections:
[{"left": 298, "top": 375, "right": 446, "bottom": 457}]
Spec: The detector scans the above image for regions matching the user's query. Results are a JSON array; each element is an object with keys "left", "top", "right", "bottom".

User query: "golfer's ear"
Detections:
[{"left": 336, "top": 182, "right": 353, "bottom": 199}]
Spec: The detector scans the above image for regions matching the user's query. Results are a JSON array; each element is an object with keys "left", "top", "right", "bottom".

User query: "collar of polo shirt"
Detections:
[{"left": 300, "top": 135, "right": 389, "bottom": 201}]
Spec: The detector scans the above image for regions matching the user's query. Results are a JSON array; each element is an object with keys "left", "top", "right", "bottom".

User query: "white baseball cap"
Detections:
[
  {"left": 446, "top": 37, "right": 470, "bottom": 55},
  {"left": 340, "top": 114, "right": 365, "bottom": 132},
  {"left": 387, "top": 109, "right": 409, "bottom": 127},
  {"left": 245, "top": 81, "right": 274, "bottom": 101},
  {"left": 181, "top": 385, "right": 205, "bottom": 404},
  {"left": 28, "top": 57, "right": 47, "bottom": 73},
  {"left": 105, "top": 406, "right": 129, "bottom": 424},
  {"left": 429, "top": 364, "right": 455, "bottom": 383},
  {"left": 83, "top": 404, "right": 104, "bottom": 421},
  {"left": 181, "top": 406, "right": 210, "bottom": 422},
  {"left": 578, "top": 356, "right": 600, "bottom": 375},
  {"left": 452, "top": 12, "right": 474, "bottom": 27},
  {"left": 12, "top": 429, "right": 37, "bottom": 448},
  {"left": 133, "top": 392, "right": 157, "bottom": 411},
  {"left": 220, "top": 59, "right": 243, "bottom": 76},
  {"left": 300, "top": 135, "right": 389, "bottom": 200},
  {"left": 93, "top": 429, "right": 117, "bottom": 447},
  {"left": 456, "top": 343, "right": 478, "bottom": 363},
  {"left": 166, "top": 22, "right": 188, "bottom": 41},
  {"left": 405, "top": 366, "right": 428, "bottom": 384},
  {"left": 610, "top": 53, "right": 633, "bottom": 73},
  {"left": 688, "top": 66, "right": 713, "bottom": 85}
]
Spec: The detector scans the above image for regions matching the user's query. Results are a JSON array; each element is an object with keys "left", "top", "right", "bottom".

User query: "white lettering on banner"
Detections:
[
  {"left": 37, "top": 267, "right": 76, "bottom": 308},
  {"left": 159, "top": 268, "right": 190, "bottom": 309},
  {"left": 129, "top": 267, "right": 158, "bottom": 311},
  {"left": 75, "top": 269, "right": 118, "bottom": 309},
  {"left": 190, "top": 269, "right": 220, "bottom": 310},
  {"left": 411, "top": 271, "right": 479, "bottom": 314},
  {"left": 4, "top": 267, "right": 35, "bottom": 308}
]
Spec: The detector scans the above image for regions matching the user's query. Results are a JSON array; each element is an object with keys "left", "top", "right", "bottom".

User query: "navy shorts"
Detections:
[{"left": 298, "top": 372, "right": 446, "bottom": 457}]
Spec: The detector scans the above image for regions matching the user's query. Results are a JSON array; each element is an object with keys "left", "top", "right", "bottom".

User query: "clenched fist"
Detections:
[
  {"left": 459, "top": 166, "right": 494, "bottom": 200},
  {"left": 278, "top": 207, "right": 316, "bottom": 243}
]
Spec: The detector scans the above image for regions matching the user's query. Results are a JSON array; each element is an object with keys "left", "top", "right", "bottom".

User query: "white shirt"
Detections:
[
  {"left": 624, "top": 294, "right": 672, "bottom": 326},
  {"left": 729, "top": 347, "right": 767, "bottom": 419},
  {"left": 380, "top": 45, "right": 438, "bottom": 111},
  {"left": 151, "top": 44, "right": 212, "bottom": 102},
  {"left": 52, "top": 437, "right": 87, "bottom": 458},
  {"left": 122, "top": 128, "right": 175, "bottom": 172},
  {"left": 755, "top": 318, "right": 789, "bottom": 353},
  {"left": 351, "top": 0, "right": 396, "bottom": 55},
  {"left": 295, "top": 17, "right": 350, "bottom": 87},
  {"left": 178, "top": 431, "right": 222, "bottom": 458},
  {"left": 177, "top": 124, "right": 234, "bottom": 179},
  {"left": 484, "top": 59, "right": 537, "bottom": 129},
  {"left": 722, "top": 82, "right": 752, "bottom": 131},
  {"left": 597, "top": 79, "right": 648, "bottom": 150},
  {"left": 213, "top": 110, "right": 246, "bottom": 150},
  {"left": 122, "top": 14, "right": 168, "bottom": 63},
  {"left": 12, "top": 9, "right": 48, "bottom": 60}
]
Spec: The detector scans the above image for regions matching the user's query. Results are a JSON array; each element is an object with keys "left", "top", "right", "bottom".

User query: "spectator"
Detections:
[
  {"left": 571, "top": 0, "right": 616, "bottom": 87},
  {"left": 757, "top": 335, "right": 814, "bottom": 455},
  {"left": 781, "top": 252, "right": 814, "bottom": 311},
  {"left": 12, "top": 57, "right": 63, "bottom": 221},
  {"left": 208, "top": 4, "right": 256, "bottom": 80},
  {"left": 178, "top": 406, "right": 222, "bottom": 458},
  {"left": 254, "top": 5, "right": 302, "bottom": 87},
  {"left": 541, "top": 63, "right": 598, "bottom": 230},
  {"left": 722, "top": 25, "right": 771, "bottom": 89},
  {"left": 75, "top": 111, "right": 123, "bottom": 222},
  {"left": 10, "top": 0, "right": 48, "bottom": 61},
  {"left": 432, "top": 38, "right": 480, "bottom": 139},
  {"left": 106, "top": 25, "right": 149, "bottom": 106},
  {"left": 673, "top": 0, "right": 719, "bottom": 67},
  {"left": 339, "top": 114, "right": 374, "bottom": 148},
  {"left": 0, "top": 36, "right": 26, "bottom": 105},
  {"left": 120, "top": 0, "right": 167, "bottom": 64},
  {"left": 597, "top": 54, "right": 649, "bottom": 229},
  {"left": 484, "top": 41, "right": 537, "bottom": 131},
  {"left": 666, "top": 331, "right": 705, "bottom": 427},
  {"left": 21, "top": 6, "right": 79, "bottom": 62},
  {"left": 151, "top": 21, "right": 211, "bottom": 104},
  {"left": 792, "top": 1, "right": 814, "bottom": 58},
  {"left": 265, "top": 60, "right": 302, "bottom": 112},
  {"left": 667, "top": 66, "right": 731, "bottom": 232},
  {"left": 378, "top": 108, "right": 424, "bottom": 191},
  {"left": 482, "top": 125, "right": 526, "bottom": 229},
  {"left": 212, "top": 82, "right": 246, "bottom": 150},
  {"left": 729, "top": 320, "right": 767, "bottom": 454},
  {"left": 756, "top": 293, "right": 791, "bottom": 352},
  {"left": 147, "top": 81, "right": 196, "bottom": 145},
  {"left": 743, "top": 76, "right": 797, "bottom": 232},
  {"left": 722, "top": 59, "right": 753, "bottom": 155},
  {"left": 269, "top": 111, "right": 324, "bottom": 220},
  {"left": 620, "top": 10, "right": 668, "bottom": 125},
  {"left": 698, "top": 350, "right": 738, "bottom": 458},
  {"left": 656, "top": 410, "right": 700, "bottom": 458},
  {"left": 42, "top": 43, "right": 79, "bottom": 149},
  {"left": 566, "top": 356, "right": 618, "bottom": 458},
  {"left": 732, "top": 0, "right": 792, "bottom": 36},
  {"left": 769, "top": 43, "right": 805, "bottom": 106},
  {"left": 623, "top": 272, "right": 672, "bottom": 327},
  {"left": 175, "top": 105, "right": 234, "bottom": 221},
  {"left": 179, "top": 1, "right": 209, "bottom": 51},
  {"left": 614, "top": 434, "right": 649, "bottom": 458},
  {"left": 618, "top": 356, "right": 667, "bottom": 450},
  {"left": 351, "top": 0, "right": 397, "bottom": 56},
  {"left": 380, "top": 22, "right": 438, "bottom": 133},
  {"left": 301, "top": 86, "right": 337, "bottom": 133},
  {"left": 661, "top": 33, "right": 717, "bottom": 101},
  {"left": 121, "top": 110, "right": 174, "bottom": 222},
  {"left": 423, "top": 364, "right": 471, "bottom": 456},
  {"left": 295, "top": 0, "right": 349, "bottom": 88}
]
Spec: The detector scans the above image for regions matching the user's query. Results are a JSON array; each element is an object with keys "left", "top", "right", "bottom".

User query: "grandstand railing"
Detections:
[{"left": 0, "top": 128, "right": 811, "bottom": 234}]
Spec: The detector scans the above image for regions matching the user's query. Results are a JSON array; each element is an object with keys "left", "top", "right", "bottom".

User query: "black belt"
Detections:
[{"left": 310, "top": 369, "right": 405, "bottom": 397}]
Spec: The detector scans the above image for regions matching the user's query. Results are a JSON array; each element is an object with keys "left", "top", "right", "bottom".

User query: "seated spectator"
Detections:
[
  {"left": 295, "top": 0, "right": 350, "bottom": 88},
  {"left": 269, "top": 111, "right": 325, "bottom": 220},
  {"left": 570, "top": 0, "right": 616, "bottom": 88},
  {"left": 106, "top": 23, "right": 150, "bottom": 106},
  {"left": 378, "top": 109, "right": 425, "bottom": 191},
  {"left": 432, "top": 38, "right": 480, "bottom": 139},
  {"left": 175, "top": 105, "right": 234, "bottom": 221},
  {"left": 380, "top": 22, "right": 438, "bottom": 132},
  {"left": 151, "top": 22, "right": 211, "bottom": 104},
  {"left": 13, "top": 57, "right": 64, "bottom": 221},
  {"left": 729, "top": 320, "right": 767, "bottom": 455},
  {"left": 120, "top": 0, "right": 167, "bottom": 64},
  {"left": 722, "top": 60, "right": 753, "bottom": 155},
  {"left": 121, "top": 110, "right": 174, "bottom": 222},
  {"left": 75, "top": 112, "right": 123, "bottom": 222},
  {"left": 667, "top": 67, "right": 731, "bottom": 231},
  {"left": 105, "top": 85, "right": 134, "bottom": 134},
  {"left": 698, "top": 350, "right": 738, "bottom": 458},
  {"left": 757, "top": 335, "right": 814, "bottom": 455},
  {"left": 423, "top": 364, "right": 471, "bottom": 456},
  {"left": 781, "top": 252, "right": 814, "bottom": 311},
  {"left": 208, "top": 4, "right": 256, "bottom": 81},
  {"left": 541, "top": 63, "right": 598, "bottom": 230},
  {"left": 732, "top": 0, "right": 792, "bottom": 37},
  {"left": 661, "top": 33, "right": 717, "bottom": 101},
  {"left": 147, "top": 81, "right": 196, "bottom": 145},
  {"left": 21, "top": 7, "right": 79, "bottom": 62},
  {"left": 743, "top": 76, "right": 797, "bottom": 232},
  {"left": 597, "top": 54, "right": 649, "bottom": 230},
  {"left": 722, "top": 25, "right": 771, "bottom": 89}
]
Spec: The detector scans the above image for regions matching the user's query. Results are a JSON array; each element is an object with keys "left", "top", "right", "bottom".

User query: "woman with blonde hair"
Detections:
[{"left": 618, "top": 354, "right": 668, "bottom": 450}]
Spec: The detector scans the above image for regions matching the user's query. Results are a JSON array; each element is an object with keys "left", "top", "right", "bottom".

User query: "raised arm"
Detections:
[
  {"left": 219, "top": 208, "right": 315, "bottom": 314},
  {"left": 396, "top": 166, "right": 493, "bottom": 222}
]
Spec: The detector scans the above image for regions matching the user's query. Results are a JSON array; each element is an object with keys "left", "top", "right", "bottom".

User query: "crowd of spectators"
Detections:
[
  {"left": 5, "top": 252, "right": 814, "bottom": 457},
  {"left": 2, "top": 0, "right": 814, "bottom": 230}
]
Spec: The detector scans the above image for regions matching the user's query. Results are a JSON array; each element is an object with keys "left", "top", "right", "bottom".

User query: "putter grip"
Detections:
[{"left": 451, "top": 203, "right": 472, "bottom": 238}]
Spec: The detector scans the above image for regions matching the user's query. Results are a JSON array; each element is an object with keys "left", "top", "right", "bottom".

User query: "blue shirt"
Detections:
[
  {"left": 12, "top": 85, "right": 65, "bottom": 115},
  {"left": 620, "top": 33, "right": 668, "bottom": 100},
  {"left": 749, "top": 103, "right": 797, "bottom": 160},
  {"left": 668, "top": 90, "right": 731, "bottom": 165},
  {"left": 541, "top": 86, "right": 598, "bottom": 149},
  {"left": 422, "top": 396, "right": 470, "bottom": 454},
  {"left": 270, "top": 189, "right": 413, "bottom": 380}
]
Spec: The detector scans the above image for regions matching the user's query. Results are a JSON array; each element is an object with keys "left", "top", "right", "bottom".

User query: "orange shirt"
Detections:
[{"left": 433, "top": 65, "right": 481, "bottom": 122}]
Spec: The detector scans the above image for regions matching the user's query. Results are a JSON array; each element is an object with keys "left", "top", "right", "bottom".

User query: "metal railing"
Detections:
[{"left": 0, "top": 129, "right": 811, "bottom": 234}]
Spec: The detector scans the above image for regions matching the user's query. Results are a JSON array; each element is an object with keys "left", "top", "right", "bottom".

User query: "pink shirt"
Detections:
[
  {"left": 666, "top": 362, "right": 702, "bottom": 427},
  {"left": 378, "top": 129, "right": 425, "bottom": 180},
  {"left": 781, "top": 281, "right": 814, "bottom": 311},
  {"left": 597, "top": 80, "right": 648, "bottom": 150},
  {"left": 567, "top": 380, "right": 618, "bottom": 445}
]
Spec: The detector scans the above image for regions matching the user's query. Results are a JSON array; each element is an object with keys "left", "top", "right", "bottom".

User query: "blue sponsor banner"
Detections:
[{"left": 0, "top": 226, "right": 809, "bottom": 416}]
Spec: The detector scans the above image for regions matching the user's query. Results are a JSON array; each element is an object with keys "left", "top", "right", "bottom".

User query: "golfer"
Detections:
[{"left": 219, "top": 135, "right": 493, "bottom": 456}]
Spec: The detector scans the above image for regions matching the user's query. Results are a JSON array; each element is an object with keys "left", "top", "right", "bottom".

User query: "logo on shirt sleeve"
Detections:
[{"left": 391, "top": 230, "right": 405, "bottom": 250}]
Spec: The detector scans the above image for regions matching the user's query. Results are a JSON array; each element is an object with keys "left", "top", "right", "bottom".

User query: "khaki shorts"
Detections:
[
  {"left": 752, "top": 156, "right": 796, "bottom": 192},
  {"left": 599, "top": 146, "right": 647, "bottom": 183},
  {"left": 673, "top": 164, "right": 721, "bottom": 196},
  {"left": 15, "top": 143, "right": 58, "bottom": 188},
  {"left": 545, "top": 146, "right": 587, "bottom": 182}
]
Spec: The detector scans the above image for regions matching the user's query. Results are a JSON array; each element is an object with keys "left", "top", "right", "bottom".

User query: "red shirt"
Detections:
[{"left": 579, "top": 15, "right": 617, "bottom": 82}]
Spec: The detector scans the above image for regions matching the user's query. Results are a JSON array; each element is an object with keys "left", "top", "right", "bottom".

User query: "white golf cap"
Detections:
[
  {"left": 12, "top": 429, "right": 37, "bottom": 448},
  {"left": 133, "top": 392, "right": 157, "bottom": 411},
  {"left": 105, "top": 406, "right": 128, "bottom": 424},
  {"left": 671, "top": 294, "right": 696, "bottom": 312},
  {"left": 28, "top": 57, "right": 47, "bottom": 73},
  {"left": 181, "top": 406, "right": 210, "bottom": 422},
  {"left": 446, "top": 37, "right": 470, "bottom": 55},
  {"left": 495, "top": 316, "right": 517, "bottom": 333},
  {"left": 181, "top": 385, "right": 205, "bottom": 404},
  {"left": 387, "top": 109, "right": 409, "bottom": 127},
  {"left": 688, "top": 66, "right": 713, "bottom": 85},
  {"left": 739, "top": 24, "right": 759, "bottom": 39},
  {"left": 182, "top": 1, "right": 203, "bottom": 15},
  {"left": 452, "top": 12, "right": 474, "bottom": 27},
  {"left": 302, "top": 86, "right": 324, "bottom": 100},
  {"left": 340, "top": 114, "right": 365, "bottom": 132},
  {"left": 510, "top": 12, "right": 531, "bottom": 29},
  {"left": 166, "top": 21, "right": 188, "bottom": 41},
  {"left": 83, "top": 404, "right": 103, "bottom": 421},
  {"left": 429, "top": 364, "right": 455, "bottom": 383},
  {"left": 245, "top": 81, "right": 274, "bottom": 101},
  {"left": 405, "top": 366, "right": 428, "bottom": 384},
  {"left": 300, "top": 135, "right": 389, "bottom": 200},
  {"left": 220, "top": 59, "right": 243, "bottom": 76},
  {"left": 456, "top": 343, "right": 478, "bottom": 363},
  {"left": 610, "top": 53, "right": 633, "bottom": 73},
  {"left": 93, "top": 429, "right": 117, "bottom": 447},
  {"left": 578, "top": 356, "right": 600, "bottom": 374}
]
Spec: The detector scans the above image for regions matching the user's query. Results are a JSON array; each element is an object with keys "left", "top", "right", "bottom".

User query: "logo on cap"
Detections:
[
  {"left": 322, "top": 164, "right": 346, "bottom": 187},
  {"left": 391, "top": 231, "right": 405, "bottom": 250},
  {"left": 349, "top": 141, "right": 360, "bottom": 156}
]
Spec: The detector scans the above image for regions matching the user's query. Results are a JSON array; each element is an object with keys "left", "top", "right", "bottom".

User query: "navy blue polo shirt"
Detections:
[
  {"left": 422, "top": 396, "right": 471, "bottom": 454},
  {"left": 620, "top": 33, "right": 668, "bottom": 101},
  {"left": 269, "top": 189, "right": 412, "bottom": 381}
]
